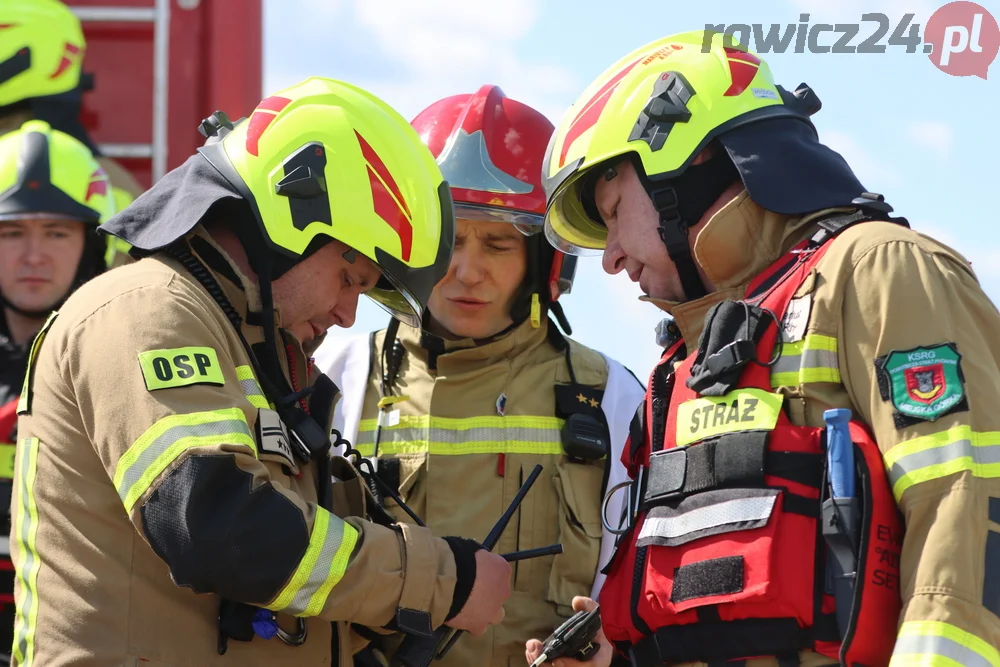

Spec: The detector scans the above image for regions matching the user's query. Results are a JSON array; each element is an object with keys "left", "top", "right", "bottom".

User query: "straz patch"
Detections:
[
  {"left": 137, "top": 347, "right": 225, "bottom": 391},
  {"left": 675, "top": 388, "right": 783, "bottom": 447},
  {"left": 256, "top": 409, "right": 299, "bottom": 473},
  {"left": 875, "top": 343, "right": 967, "bottom": 426}
]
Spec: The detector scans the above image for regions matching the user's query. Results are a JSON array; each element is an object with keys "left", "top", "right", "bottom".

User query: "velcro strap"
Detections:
[
  {"left": 633, "top": 617, "right": 811, "bottom": 664},
  {"left": 782, "top": 491, "right": 820, "bottom": 518},
  {"left": 767, "top": 451, "right": 824, "bottom": 489},
  {"left": 641, "top": 433, "right": 767, "bottom": 507},
  {"left": 640, "top": 434, "right": 823, "bottom": 510},
  {"left": 393, "top": 523, "right": 437, "bottom": 637},
  {"left": 671, "top": 556, "right": 744, "bottom": 603}
]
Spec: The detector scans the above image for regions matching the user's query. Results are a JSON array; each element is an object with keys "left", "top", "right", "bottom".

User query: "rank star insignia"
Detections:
[
  {"left": 875, "top": 343, "right": 967, "bottom": 424},
  {"left": 555, "top": 384, "right": 606, "bottom": 421}
]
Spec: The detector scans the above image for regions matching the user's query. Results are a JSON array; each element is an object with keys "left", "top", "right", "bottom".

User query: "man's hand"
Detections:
[
  {"left": 525, "top": 597, "right": 613, "bottom": 667},
  {"left": 444, "top": 549, "right": 511, "bottom": 636}
]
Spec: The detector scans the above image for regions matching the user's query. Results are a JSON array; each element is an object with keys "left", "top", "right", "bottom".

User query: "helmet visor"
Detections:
[
  {"left": 362, "top": 181, "right": 456, "bottom": 328},
  {"left": 364, "top": 275, "right": 422, "bottom": 329},
  {"left": 543, "top": 171, "right": 609, "bottom": 257},
  {"left": 454, "top": 202, "right": 544, "bottom": 236}
]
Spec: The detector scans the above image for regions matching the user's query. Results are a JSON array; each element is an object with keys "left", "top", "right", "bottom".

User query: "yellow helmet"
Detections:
[
  {"left": 543, "top": 30, "right": 812, "bottom": 257},
  {"left": 0, "top": 0, "right": 86, "bottom": 107},
  {"left": 0, "top": 119, "right": 115, "bottom": 226},
  {"left": 197, "top": 76, "right": 455, "bottom": 328}
]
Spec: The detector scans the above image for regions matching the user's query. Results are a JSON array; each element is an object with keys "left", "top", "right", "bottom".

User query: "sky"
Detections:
[{"left": 263, "top": 0, "right": 1000, "bottom": 380}]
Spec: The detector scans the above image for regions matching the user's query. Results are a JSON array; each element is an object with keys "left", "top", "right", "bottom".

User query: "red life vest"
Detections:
[
  {"left": 0, "top": 399, "right": 17, "bottom": 610},
  {"left": 599, "top": 228, "right": 903, "bottom": 666},
  {"left": 0, "top": 399, "right": 16, "bottom": 446}
]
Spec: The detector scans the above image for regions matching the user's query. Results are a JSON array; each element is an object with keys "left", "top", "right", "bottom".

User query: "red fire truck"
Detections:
[
  {"left": 0, "top": 2, "right": 263, "bottom": 660},
  {"left": 72, "top": 0, "right": 263, "bottom": 189}
]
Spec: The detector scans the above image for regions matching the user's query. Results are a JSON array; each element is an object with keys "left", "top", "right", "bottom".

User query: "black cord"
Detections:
[
  {"left": 380, "top": 317, "right": 404, "bottom": 398},
  {"left": 334, "top": 426, "right": 425, "bottom": 527},
  {"left": 169, "top": 243, "right": 244, "bottom": 329}
]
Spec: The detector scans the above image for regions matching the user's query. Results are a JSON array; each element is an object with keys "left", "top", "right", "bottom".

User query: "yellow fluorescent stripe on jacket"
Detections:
[
  {"left": 236, "top": 365, "right": 270, "bottom": 409},
  {"left": 355, "top": 414, "right": 565, "bottom": 456},
  {"left": 112, "top": 408, "right": 256, "bottom": 513},
  {"left": 889, "top": 620, "right": 1000, "bottom": 667},
  {"left": 883, "top": 425, "right": 1000, "bottom": 501},
  {"left": 266, "top": 507, "right": 359, "bottom": 616},
  {"left": 12, "top": 437, "right": 41, "bottom": 667},
  {"left": 770, "top": 334, "right": 840, "bottom": 388}
]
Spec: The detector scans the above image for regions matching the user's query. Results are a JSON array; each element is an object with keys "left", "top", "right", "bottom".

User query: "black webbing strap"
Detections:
[
  {"left": 628, "top": 617, "right": 812, "bottom": 665},
  {"left": 638, "top": 433, "right": 824, "bottom": 511}
]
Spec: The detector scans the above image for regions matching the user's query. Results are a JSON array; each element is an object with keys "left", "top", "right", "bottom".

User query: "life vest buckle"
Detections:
[{"left": 704, "top": 338, "right": 756, "bottom": 378}]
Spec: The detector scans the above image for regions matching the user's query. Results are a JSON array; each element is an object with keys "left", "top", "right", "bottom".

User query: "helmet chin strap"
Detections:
[
  {"left": 642, "top": 151, "right": 740, "bottom": 303},
  {"left": 0, "top": 294, "right": 52, "bottom": 320},
  {"left": 508, "top": 233, "right": 573, "bottom": 335}
]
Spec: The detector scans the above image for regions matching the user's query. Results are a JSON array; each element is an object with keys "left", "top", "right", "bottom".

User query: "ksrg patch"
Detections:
[{"left": 875, "top": 343, "right": 967, "bottom": 426}]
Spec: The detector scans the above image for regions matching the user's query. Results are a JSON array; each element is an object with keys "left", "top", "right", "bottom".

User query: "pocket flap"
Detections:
[{"left": 637, "top": 488, "right": 779, "bottom": 548}]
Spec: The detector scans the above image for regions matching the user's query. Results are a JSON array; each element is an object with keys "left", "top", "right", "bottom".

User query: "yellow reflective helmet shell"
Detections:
[
  {"left": 0, "top": 119, "right": 115, "bottom": 226},
  {"left": 198, "top": 76, "right": 455, "bottom": 328},
  {"left": 543, "top": 30, "right": 800, "bottom": 256},
  {"left": 0, "top": 0, "right": 86, "bottom": 106}
]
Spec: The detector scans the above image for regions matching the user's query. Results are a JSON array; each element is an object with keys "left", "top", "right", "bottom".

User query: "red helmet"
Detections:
[{"left": 411, "top": 85, "right": 577, "bottom": 331}]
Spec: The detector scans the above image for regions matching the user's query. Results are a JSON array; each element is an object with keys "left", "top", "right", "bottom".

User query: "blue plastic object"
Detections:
[
  {"left": 824, "top": 408, "right": 854, "bottom": 499},
  {"left": 253, "top": 608, "right": 279, "bottom": 640}
]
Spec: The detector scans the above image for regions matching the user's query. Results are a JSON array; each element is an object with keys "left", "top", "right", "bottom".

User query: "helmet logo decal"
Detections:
[
  {"left": 49, "top": 42, "right": 82, "bottom": 79},
  {"left": 0, "top": 45, "right": 31, "bottom": 86},
  {"left": 722, "top": 47, "right": 761, "bottom": 96},
  {"left": 277, "top": 142, "right": 333, "bottom": 231},
  {"left": 438, "top": 129, "right": 533, "bottom": 195},
  {"left": 245, "top": 95, "right": 291, "bottom": 157},
  {"left": 85, "top": 168, "right": 109, "bottom": 202},
  {"left": 558, "top": 55, "right": 644, "bottom": 168},
  {"left": 355, "top": 130, "right": 414, "bottom": 262},
  {"left": 628, "top": 72, "right": 694, "bottom": 151}
]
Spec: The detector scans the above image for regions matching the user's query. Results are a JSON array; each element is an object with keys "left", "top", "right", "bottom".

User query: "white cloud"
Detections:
[
  {"left": 343, "top": 0, "right": 579, "bottom": 123},
  {"left": 905, "top": 121, "right": 955, "bottom": 158},
  {"left": 820, "top": 129, "right": 903, "bottom": 189}
]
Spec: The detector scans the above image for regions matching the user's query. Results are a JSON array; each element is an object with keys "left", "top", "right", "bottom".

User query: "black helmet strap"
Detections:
[{"left": 642, "top": 149, "right": 740, "bottom": 302}]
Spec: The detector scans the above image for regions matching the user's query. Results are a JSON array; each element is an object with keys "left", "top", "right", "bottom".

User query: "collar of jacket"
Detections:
[
  {"left": 641, "top": 189, "right": 854, "bottom": 344},
  {"left": 183, "top": 226, "right": 259, "bottom": 317},
  {"left": 183, "top": 226, "right": 328, "bottom": 358},
  {"left": 401, "top": 316, "right": 551, "bottom": 376}
]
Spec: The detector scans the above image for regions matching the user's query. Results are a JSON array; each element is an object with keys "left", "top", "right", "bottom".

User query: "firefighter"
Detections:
[
  {"left": 0, "top": 119, "right": 116, "bottom": 663},
  {"left": 10, "top": 77, "right": 513, "bottom": 665},
  {"left": 530, "top": 30, "right": 1000, "bottom": 667},
  {"left": 0, "top": 0, "right": 144, "bottom": 265},
  {"left": 313, "top": 85, "right": 646, "bottom": 667}
]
